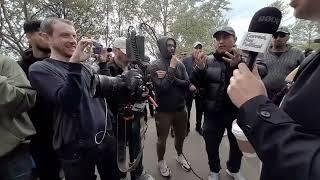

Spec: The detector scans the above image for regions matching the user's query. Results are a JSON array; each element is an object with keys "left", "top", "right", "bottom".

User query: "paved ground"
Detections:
[{"left": 99, "top": 103, "right": 262, "bottom": 180}]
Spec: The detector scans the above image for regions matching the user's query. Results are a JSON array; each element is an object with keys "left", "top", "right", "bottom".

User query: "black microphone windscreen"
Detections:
[
  {"left": 248, "top": 7, "right": 282, "bottom": 34},
  {"left": 246, "top": 7, "right": 282, "bottom": 71}
]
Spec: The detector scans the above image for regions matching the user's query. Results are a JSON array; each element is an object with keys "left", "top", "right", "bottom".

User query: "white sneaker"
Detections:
[
  {"left": 158, "top": 160, "right": 171, "bottom": 177},
  {"left": 226, "top": 169, "right": 246, "bottom": 180},
  {"left": 208, "top": 171, "right": 219, "bottom": 180},
  {"left": 176, "top": 154, "right": 191, "bottom": 172},
  {"left": 136, "top": 170, "right": 155, "bottom": 180}
]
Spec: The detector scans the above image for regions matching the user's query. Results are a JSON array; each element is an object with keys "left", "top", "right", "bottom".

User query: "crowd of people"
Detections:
[{"left": 0, "top": 0, "right": 319, "bottom": 180}]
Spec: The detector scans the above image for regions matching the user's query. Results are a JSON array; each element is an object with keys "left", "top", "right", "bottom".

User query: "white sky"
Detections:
[{"left": 227, "top": 0, "right": 294, "bottom": 44}]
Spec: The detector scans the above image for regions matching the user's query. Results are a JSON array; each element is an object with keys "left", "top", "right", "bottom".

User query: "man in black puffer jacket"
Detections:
[
  {"left": 190, "top": 26, "right": 245, "bottom": 180},
  {"left": 149, "top": 37, "right": 191, "bottom": 177}
]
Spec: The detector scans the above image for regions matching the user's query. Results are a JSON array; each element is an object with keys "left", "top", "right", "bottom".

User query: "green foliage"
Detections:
[
  {"left": 289, "top": 19, "right": 320, "bottom": 50},
  {"left": 269, "top": 0, "right": 290, "bottom": 23}
]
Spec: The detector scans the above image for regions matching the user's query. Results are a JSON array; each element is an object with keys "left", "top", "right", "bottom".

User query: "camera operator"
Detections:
[
  {"left": 18, "top": 20, "right": 62, "bottom": 180},
  {"left": 149, "top": 37, "right": 191, "bottom": 177},
  {"left": 106, "top": 37, "right": 154, "bottom": 180},
  {"left": 28, "top": 17, "right": 125, "bottom": 180},
  {"left": 227, "top": 0, "right": 320, "bottom": 179}
]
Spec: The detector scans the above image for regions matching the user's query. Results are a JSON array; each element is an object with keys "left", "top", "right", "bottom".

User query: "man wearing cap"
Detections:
[
  {"left": 259, "top": 26, "right": 305, "bottom": 105},
  {"left": 106, "top": 37, "right": 155, "bottom": 180},
  {"left": 182, "top": 42, "right": 205, "bottom": 135},
  {"left": 18, "top": 20, "right": 62, "bottom": 180},
  {"left": 191, "top": 26, "right": 245, "bottom": 180}
]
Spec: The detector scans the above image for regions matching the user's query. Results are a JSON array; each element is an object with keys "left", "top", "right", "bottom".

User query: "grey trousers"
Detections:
[{"left": 155, "top": 109, "right": 188, "bottom": 161}]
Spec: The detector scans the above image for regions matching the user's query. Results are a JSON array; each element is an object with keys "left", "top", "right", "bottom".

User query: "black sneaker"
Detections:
[
  {"left": 195, "top": 127, "right": 203, "bottom": 136},
  {"left": 170, "top": 128, "right": 175, "bottom": 138}
]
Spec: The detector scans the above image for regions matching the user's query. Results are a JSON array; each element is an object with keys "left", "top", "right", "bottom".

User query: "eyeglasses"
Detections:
[{"left": 273, "top": 33, "right": 287, "bottom": 38}]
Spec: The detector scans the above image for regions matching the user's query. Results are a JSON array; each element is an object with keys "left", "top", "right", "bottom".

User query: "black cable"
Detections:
[{"left": 182, "top": 153, "right": 205, "bottom": 180}]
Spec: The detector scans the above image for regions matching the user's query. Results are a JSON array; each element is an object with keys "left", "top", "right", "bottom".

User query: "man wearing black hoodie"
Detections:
[
  {"left": 18, "top": 20, "right": 62, "bottom": 180},
  {"left": 150, "top": 37, "right": 191, "bottom": 177},
  {"left": 191, "top": 27, "right": 245, "bottom": 180}
]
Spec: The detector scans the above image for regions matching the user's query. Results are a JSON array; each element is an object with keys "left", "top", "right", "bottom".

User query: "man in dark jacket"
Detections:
[
  {"left": 18, "top": 20, "right": 62, "bottom": 180},
  {"left": 182, "top": 42, "right": 204, "bottom": 135},
  {"left": 191, "top": 27, "right": 245, "bottom": 180},
  {"left": 227, "top": 0, "right": 320, "bottom": 179},
  {"left": 149, "top": 37, "right": 191, "bottom": 177},
  {"left": 106, "top": 37, "right": 154, "bottom": 180},
  {"left": 29, "top": 17, "right": 125, "bottom": 180}
]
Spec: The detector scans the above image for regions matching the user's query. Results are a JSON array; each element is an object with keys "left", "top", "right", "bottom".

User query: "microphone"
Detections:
[{"left": 243, "top": 7, "right": 282, "bottom": 70}]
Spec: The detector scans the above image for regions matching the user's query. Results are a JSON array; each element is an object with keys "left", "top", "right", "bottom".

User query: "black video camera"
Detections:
[{"left": 93, "top": 42, "right": 103, "bottom": 54}]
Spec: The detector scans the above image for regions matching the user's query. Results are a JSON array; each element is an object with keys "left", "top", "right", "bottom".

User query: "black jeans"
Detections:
[
  {"left": 186, "top": 96, "right": 204, "bottom": 131},
  {"left": 58, "top": 135, "right": 124, "bottom": 180},
  {"left": 202, "top": 110, "right": 243, "bottom": 173},
  {"left": 30, "top": 134, "right": 61, "bottom": 180},
  {"left": 0, "top": 143, "right": 34, "bottom": 180}
]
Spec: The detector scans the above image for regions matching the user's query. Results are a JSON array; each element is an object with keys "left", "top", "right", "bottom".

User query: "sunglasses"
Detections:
[{"left": 273, "top": 33, "right": 287, "bottom": 38}]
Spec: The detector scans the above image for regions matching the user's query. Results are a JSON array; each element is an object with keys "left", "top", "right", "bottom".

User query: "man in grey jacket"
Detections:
[
  {"left": 260, "top": 26, "right": 305, "bottom": 105},
  {"left": 0, "top": 55, "right": 36, "bottom": 180}
]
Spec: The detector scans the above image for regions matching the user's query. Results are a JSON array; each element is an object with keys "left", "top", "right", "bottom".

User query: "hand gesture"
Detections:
[
  {"left": 222, "top": 48, "right": 242, "bottom": 67},
  {"left": 97, "top": 48, "right": 112, "bottom": 63},
  {"left": 195, "top": 51, "right": 207, "bottom": 69},
  {"left": 170, "top": 55, "right": 179, "bottom": 68},
  {"left": 70, "top": 37, "right": 93, "bottom": 63},
  {"left": 156, "top": 70, "right": 167, "bottom": 79},
  {"left": 189, "top": 84, "right": 197, "bottom": 92}
]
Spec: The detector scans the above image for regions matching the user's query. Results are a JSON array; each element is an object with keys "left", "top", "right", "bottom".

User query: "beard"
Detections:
[
  {"left": 274, "top": 43, "right": 286, "bottom": 49},
  {"left": 35, "top": 44, "right": 51, "bottom": 54}
]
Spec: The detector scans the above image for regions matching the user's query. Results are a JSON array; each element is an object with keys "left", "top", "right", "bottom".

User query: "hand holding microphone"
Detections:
[
  {"left": 228, "top": 63, "right": 267, "bottom": 108},
  {"left": 228, "top": 7, "right": 282, "bottom": 107}
]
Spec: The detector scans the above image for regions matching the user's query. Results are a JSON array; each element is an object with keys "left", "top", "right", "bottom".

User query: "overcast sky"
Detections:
[{"left": 227, "top": 0, "right": 294, "bottom": 43}]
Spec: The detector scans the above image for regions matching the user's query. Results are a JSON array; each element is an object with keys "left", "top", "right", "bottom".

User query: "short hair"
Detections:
[
  {"left": 23, "top": 20, "right": 42, "bottom": 33},
  {"left": 40, "top": 17, "right": 74, "bottom": 35}
]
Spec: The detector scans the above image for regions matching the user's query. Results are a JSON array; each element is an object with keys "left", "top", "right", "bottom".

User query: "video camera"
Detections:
[{"left": 93, "top": 42, "right": 103, "bottom": 54}]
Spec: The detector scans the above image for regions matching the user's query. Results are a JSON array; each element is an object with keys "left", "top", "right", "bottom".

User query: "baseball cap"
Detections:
[
  {"left": 193, "top": 41, "right": 203, "bottom": 48},
  {"left": 213, "top": 26, "right": 236, "bottom": 38},
  {"left": 113, "top": 37, "right": 127, "bottom": 54},
  {"left": 276, "top": 26, "right": 290, "bottom": 34}
]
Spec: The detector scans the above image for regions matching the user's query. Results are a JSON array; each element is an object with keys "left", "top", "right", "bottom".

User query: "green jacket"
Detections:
[{"left": 0, "top": 55, "right": 36, "bottom": 157}]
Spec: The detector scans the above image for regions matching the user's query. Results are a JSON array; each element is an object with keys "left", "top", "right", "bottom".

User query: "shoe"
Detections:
[
  {"left": 136, "top": 170, "right": 155, "bottom": 180},
  {"left": 186, "top": 129, "right": 190, "bottom": 136},
  {"left": 158, "top": 160, "right": 171, "bottom": 177},
  {"left": 176, "top": 155, "right": 191, "bottom": 172},
  {"left": 208, "top": 171, "right": 219, "bottom": 180},
  {"left": 226, "top": 169, "right": 246, "bottom": 180}
]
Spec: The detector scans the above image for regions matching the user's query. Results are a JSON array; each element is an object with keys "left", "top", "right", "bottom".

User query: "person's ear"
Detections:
[
  {"left": 40, "top": 32, "right": 49, "bottom": 41},
  {"left": 25, "top": 33, "right": 32, "bottom": 43}
]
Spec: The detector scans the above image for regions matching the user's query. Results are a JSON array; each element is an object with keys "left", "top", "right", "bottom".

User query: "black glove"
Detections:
[{"left": 121, "top": 69, "right": 144, "bottom": 95}]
